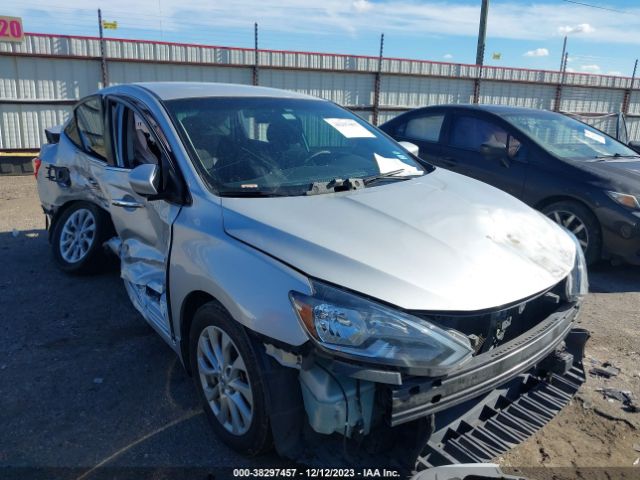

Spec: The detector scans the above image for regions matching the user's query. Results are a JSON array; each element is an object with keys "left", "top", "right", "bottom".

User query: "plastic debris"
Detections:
[
  {"left": 634, "top": 457, "right": 639, "bottom": 466},
  {"left": 589, "top": 361, "right": 620, "bottom": 378},
  {"left": 11, "top": 229, "right": 19, "bottom": 238},
  {"left": 93, "top": 377, "right": 103, "bottom": 384},
  {"left": 596, "top": 387, "right": 639, "bottom": 412}
]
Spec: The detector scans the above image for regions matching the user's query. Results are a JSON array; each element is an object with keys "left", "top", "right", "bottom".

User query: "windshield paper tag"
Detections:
[
  {"left": 374, "top": 154, "right": 422, "bottom": 175},
  {"left": 585, "top": 129, "right": 606, "bottom": 144},
  {"left": 324, "top": 118, "right": 376, "bottom": 138}
]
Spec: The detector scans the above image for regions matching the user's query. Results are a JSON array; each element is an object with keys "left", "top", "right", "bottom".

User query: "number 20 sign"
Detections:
[{"left": 0, "top": 16, "right": 24, "bottom": 42}]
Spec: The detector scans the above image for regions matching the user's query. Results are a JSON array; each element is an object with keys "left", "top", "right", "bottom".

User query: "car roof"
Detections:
[
  {"left": 411, "top": 104, "right": 551, "bottom": 116},
  {"left": 133, "top": 82, "right": 318, "bottom": 101}
]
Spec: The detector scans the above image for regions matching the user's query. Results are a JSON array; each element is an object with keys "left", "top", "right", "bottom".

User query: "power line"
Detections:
[{"left": 561, "top": 1, "right": 627, "bottom": 14}]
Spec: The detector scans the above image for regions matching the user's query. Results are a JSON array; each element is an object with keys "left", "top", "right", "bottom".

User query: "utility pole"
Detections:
[
  {"left": 372, "top": 33, "right": 384, "bottom": 126},
  {"left": 622, "top": 59, "right": 637, "bottom": 115},
  {"left": 559, "top": 36, "right": 567, "bottom": 71},
  {"left": 475, "top": 0, "right": 489, "bottom": 66},
  {"left": 253, "top": 22, "right": 259, "bottom": 86},
  {"left": 554, "top": 51, "right": 568, "bottom": 112},
  {"left": 97, "top": 9, "right": 109, "bottom": 87}
]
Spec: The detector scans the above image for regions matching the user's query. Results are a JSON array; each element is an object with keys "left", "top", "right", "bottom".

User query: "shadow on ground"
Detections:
[{"left": 0, "top": 228, "right": 285, "bottom": 476}]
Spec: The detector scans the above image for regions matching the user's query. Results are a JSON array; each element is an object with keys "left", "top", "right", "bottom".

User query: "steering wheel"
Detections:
[{"left": 303, "top": 150, "right": 332, "bottom": 166}]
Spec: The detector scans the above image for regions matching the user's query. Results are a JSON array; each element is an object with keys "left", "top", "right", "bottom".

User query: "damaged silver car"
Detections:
[{"left": 35, "top": 82, "right": 589, "bottom": 471}]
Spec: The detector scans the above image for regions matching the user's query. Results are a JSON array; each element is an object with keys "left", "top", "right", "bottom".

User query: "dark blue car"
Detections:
[{"left": 381, "top": 105, "right": 640, "bottom": 265}]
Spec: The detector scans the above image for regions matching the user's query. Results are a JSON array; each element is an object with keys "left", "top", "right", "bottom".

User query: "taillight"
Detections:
[{"left": 33, "top": 157, "right": 42, "bottom": 178}]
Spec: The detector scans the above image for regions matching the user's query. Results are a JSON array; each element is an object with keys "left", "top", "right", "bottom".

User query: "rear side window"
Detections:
[
  {"left": 76, "top": 97, "right": 107, "bottom": 160},
  {"left": 403, "top": 114, "right": 445, "bottom": 142},
  {"left": 64, "top": 117, "right": 82, "bottom": 147}
]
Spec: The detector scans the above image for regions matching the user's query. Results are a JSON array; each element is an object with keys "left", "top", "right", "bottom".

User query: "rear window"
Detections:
[{"left": 403, "top": 115, "right": 444, "bottom": 142}]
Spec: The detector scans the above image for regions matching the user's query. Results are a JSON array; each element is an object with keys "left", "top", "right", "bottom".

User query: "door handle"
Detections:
[{"left": 112, "top": 199, "right": 144, "bottom": 209}]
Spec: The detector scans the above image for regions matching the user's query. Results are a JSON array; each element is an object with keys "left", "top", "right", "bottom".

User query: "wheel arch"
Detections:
[
  {"left": 535, "top": 194, "right": 603, "bottom": 259},
  {"left": 179, "top": 289, "right": 216, "bottom": 375}
]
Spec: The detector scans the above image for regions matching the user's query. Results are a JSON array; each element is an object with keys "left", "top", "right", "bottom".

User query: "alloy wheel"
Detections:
[
  {"left": 59, "top": 208, "right": 97, "bottom": 263},
  {"left": 546, "top": 209, "right": 589, "bottom": 252},
  {"left": 197, "top": 326, "right": 254, "bottom": 436}
]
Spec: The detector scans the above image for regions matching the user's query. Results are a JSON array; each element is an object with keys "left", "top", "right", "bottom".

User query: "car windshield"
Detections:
[
  {"left": 166, "top": 97, "right": 425, "bottom": 196},
  {"left": 501, "top": 110, "right": 639, "bottom": 161}
]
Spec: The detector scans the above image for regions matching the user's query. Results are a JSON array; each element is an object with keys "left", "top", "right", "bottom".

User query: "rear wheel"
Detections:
[
  {"left": 51, "top": 202, "right": 110, "bottom": 274},
  {"left": 189, "top": 302, "right": 272, "bottom": 455},
  {"left": 541, "top": 200, "right": 601, "bottom": 265}
]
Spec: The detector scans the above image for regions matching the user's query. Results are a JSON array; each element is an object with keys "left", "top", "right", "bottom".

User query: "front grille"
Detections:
[{"left": 414, "top": 281, "right": 567, "bottom": 355}]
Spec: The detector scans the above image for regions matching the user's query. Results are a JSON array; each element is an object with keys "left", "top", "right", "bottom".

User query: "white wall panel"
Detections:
[
  {"left": 0, "top": 105, "right": 71, "bottom": 149},
  {"left": 0, "top": 57, "right": 100, "bottom": 100},
  {"left": 479, "top": 81, "right": 555, "bottom": 109},
  {"left": 107, "top": 62, "right": 251, "bottom": 85},
  {"left": 560, "top": 87, "right": 625, "bottom": 114},
  {"left": 380, "top": 76, "right": 474, "bottom": 107},
  {"left": 260, "top": 69, "right": 374, "bottom": 106}
]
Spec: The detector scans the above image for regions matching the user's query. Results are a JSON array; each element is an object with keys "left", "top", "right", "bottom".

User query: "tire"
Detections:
[
  {"left": 541, "top": 200, "right": 601, "bottom": 266},
  {"left": 51, "top": 201, "right": 110, "bottom": 274},
  {"left": 189, "top": 302, "right": 272, "bottom": 455}
]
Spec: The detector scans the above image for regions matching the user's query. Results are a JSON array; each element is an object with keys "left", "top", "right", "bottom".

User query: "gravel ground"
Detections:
[{"left": 1, "top": 175, "right": 639, "bottom": 480}]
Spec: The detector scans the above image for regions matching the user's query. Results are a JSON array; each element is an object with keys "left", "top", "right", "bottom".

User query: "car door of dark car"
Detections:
[
  {"left": 440, "top": 112, "right": 528, "bottom": 198},
  {"left": 389, "top": 111, "right": 449, "bottom": 165}
]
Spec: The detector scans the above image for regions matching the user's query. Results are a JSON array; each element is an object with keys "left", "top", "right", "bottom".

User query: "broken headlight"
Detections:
[
  {"left": 565, "top": 231, "right": 589, "bottom": 302},
  {"left": 289, "top": 281, "right": 473, "bottom": 375}
]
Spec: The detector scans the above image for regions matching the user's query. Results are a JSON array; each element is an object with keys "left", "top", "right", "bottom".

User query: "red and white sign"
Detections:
[{"left": 0, "top": 16, "right": 24, "bottom": 43}]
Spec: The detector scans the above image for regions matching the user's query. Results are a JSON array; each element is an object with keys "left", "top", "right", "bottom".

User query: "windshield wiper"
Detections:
[
  {"left": 306, "top": 177, "right": 366, "bottom": 196},
  {"left": 363, "top": 169, "right": 412, "bottom": 185},
  {"left": 593, "top": 153, "right": 640, "bottom": 160},
  {"left": 218, "top": 189, "right": 292, "bottom": 198},
  {"left": 306, "top": 170, "right": 421, "bottom": 195}
]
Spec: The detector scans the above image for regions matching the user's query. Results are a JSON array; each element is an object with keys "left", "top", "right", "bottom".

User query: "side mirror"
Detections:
[
  {"left": 480, "top": 141, "right": 509, "bottom": 167},
  {"left": 628, "top": 141, "right": 640, "bottom": 154},
  {"left": 129, "top": 164, "right": 159, "bottom": 197},
  {"left": 398, "top": 141, "right": 420, "bottom": 157}
]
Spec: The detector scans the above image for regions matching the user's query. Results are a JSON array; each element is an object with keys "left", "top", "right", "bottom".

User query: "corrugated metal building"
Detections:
[{"left": 1, "top": 33, "right": 640, "bottom": 149}]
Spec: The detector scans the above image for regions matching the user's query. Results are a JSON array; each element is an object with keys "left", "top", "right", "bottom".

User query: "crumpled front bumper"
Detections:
[
  {"left": 388, "top": 301, "right": 589, "bottom": 469},
  {"left": 390, "top": 302, "right": 582, "bottom": 426}
]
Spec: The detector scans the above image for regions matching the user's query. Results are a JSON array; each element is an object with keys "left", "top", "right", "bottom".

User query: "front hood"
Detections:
[
  {"left": 221, "top": 169, "right": 576, "bottom": 311},
  {"left": 575, "top": 158, "right": 640, "bottom": 194}
]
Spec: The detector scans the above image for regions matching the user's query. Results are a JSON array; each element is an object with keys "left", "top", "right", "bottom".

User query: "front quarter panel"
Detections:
[{"left": 170, "top": 192, "right": 312, "bottom": 348}]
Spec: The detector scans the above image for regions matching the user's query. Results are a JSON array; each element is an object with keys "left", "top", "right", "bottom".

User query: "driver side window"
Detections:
[
  {"left": 121, "top": 106, "right": 162, "bottom": 169},
  {"left": 450, "top": 115, "right": 522, "bottom": 159}
]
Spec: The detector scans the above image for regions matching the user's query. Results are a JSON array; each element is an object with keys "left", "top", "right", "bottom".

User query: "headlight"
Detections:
[
  {"left": 607, "top": 191, "right": 640, "bottom": 209},
  {"left": 289, "top": 281, "right": 473, "bottom": 375},
  {"left": 565, "top": 231, "right": 589, "bottom": 302}
]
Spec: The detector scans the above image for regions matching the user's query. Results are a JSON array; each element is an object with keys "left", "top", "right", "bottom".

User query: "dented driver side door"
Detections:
[{"left": 102, "top": 96, "right": 181, "bottom": 341}]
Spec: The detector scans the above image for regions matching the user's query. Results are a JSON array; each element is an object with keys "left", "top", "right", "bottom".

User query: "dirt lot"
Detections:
[{"left": 1, "top": 175, "right": 639, "bottom": 479}]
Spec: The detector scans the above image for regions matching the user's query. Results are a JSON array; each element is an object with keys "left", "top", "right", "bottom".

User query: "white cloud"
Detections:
[
  {"left": 443, "top": 53, "right": 453, "bottom": 59},
  {"left": 581, "top": 64, "right": 601, "bottom": 72},
  {"left": 8, "top": 0, "right": 640, "bottom": 46},
  {"left": 352, "top": 0, "right": 372, "bottom": 13},
  {"left": 558, "top": 23, "right": 595, "bottom": 35},
  {"left": 524, "top": 48, "right": 549, "bottom": 57}
]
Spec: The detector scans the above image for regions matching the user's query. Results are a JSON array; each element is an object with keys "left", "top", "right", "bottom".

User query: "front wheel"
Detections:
[
  {"left": 541, "top": 200, "right": 601, "bottom": 265},
  {"left": 189, "top": 302, "right": 272, "bottom": 455}
]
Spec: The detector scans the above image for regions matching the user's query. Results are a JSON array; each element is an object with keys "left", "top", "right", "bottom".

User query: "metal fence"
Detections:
[{"left": 1, "top": 32, "right": 640, "bottom": 150}]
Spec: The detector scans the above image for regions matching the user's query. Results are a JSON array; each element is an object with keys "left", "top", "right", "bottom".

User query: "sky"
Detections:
[{"left": 5, "top": 0, "right": 640, "bottom": 77}]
